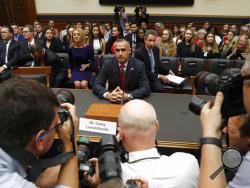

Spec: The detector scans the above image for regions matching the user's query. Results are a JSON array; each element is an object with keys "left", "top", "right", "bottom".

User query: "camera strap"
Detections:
[{"left": 0, "top": 143, "right": 74, "bottom": 182}]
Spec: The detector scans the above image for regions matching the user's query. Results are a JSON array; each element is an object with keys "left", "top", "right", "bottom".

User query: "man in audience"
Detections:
[
  {"left": 19, "top": 25, "right": 42, "bottom": 66},
  {"left": 0, "top": 25, "right": 20, "bottom": 81},
  {"left": 48, "top": 20, "right": 59, "bottom": 38},
  {"left": 123, "top": 22, "right": 131, "bottom": 37},
  {"left": 0, "top": 78, "right": 79, "bottom": 187},
  {"left": 134, "top": 30, "right": 170, "bottom": 92},
  {"left": 198, "top": 53, "right": 250, "bottom": 188},
  {"left": 118, "top": 99, "right": 199, "bottom": 187},
  {"left": 100, "top": 24, "right": 110, "bottom": 42},
  {"left": 93, "top": 39, "right": 150, "bottom": 102},
  {"left": 125, "top": 22, "right": 138, "bottom": 56},
  {"left": 30, "top": 44, "right": 68, "bottom": 87},
  {"left": 35, "top": 23, "right": 44, "bottom": 40},
  {"left": 140, "top": 21, "right": 148, "bottom": 31},
  {"left": 11, "top": 23, "right": 25, "bottom": 42}
]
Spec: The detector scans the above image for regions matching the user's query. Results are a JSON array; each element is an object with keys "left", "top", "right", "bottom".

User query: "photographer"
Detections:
[
  {"left": 114, "top": 5, "right": 128, "bottom": 32},
  {"left": 0, "top": 78, "right": 79, "bottom": 188},
  {"left": 199, "top": 53, "right": 250, "bottom": 188},
  {"left": 134, "top": 5, "right": 149, "bottom": 26}
]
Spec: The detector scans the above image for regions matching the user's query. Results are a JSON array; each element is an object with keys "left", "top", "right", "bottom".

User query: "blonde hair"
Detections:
[
  {"left": 71, "top": 28, "right": 86, "bottom": 47},
  {"left": 159, "top": 29, "right": 176, "bottom": 57},
  {"left": 234, "top": 34, "right": 249, "bottom": 54}
]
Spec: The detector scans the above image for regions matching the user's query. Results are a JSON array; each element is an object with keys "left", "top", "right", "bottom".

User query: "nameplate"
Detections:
[{"left": 79, "top": 118, "right": 117, "bottom": 135}]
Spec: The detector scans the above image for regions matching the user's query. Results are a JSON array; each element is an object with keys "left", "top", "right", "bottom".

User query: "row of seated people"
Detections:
[{"left": 0, "top": 24, "right": 246, "bottom": 96}]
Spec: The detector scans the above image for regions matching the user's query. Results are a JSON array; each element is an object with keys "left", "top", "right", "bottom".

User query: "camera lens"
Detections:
[{"left": 195, "top": 71, "right": 219, "bottom": 95}]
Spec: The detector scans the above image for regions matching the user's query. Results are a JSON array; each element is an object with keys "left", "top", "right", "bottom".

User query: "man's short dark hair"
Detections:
[
  {"left": 30, "top": 43, "right": 45, "bottom": 54},
  {"left": 24, "top": 25, "right": 35, "bottom": 32},
  {"left": 144, "top": 30, "right": 157, "bottom": 40},
  {"left": 1, "top": 25, "right": 14, "bottom": 34},
  {"left": 0, "top": 78, "right": 59, "bottom": 147}
]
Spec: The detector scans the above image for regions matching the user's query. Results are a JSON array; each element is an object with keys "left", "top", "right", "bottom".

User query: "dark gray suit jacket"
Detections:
[{"left": 93, "top": 56, "right": 151, "bottom": 99}]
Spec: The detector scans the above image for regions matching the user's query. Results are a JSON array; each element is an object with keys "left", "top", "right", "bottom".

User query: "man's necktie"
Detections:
[
  {"left": 148, "top": 50, "right": 155, "bottom": 73},
  {"left": 119, "top": 64, "right": 126, "bottom": 90}
]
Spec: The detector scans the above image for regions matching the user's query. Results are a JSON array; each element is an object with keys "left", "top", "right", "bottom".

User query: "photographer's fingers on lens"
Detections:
[{"left": 213, "top": 92, "right": 224, "bottom": 112}]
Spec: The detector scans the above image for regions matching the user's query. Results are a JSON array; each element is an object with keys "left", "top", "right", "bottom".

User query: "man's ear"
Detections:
[
  {"left": 35, "top": 130, "right": 46, "bottom": 152},
  {"left": 156, "top": 120, "right": 160, "bottom": 132},
  {"left": 118, "top": 127, "right": 125, "bottom": 142}
]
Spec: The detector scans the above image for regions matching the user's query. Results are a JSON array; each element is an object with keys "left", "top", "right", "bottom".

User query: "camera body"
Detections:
[{"left": 190, "top": 68, "right": 246, "bottom": 118}]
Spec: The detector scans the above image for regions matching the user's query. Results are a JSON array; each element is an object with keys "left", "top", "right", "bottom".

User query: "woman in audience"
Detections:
[
  {"left": 225, "top": 34, "right": 249, "bottom": 60},
  {"left": 105, "top": 25, "right": 123, "bottom": 54},
  {"left": 68, "top": 28, "right": 94, "bottom": 89},
  {"left": 202, "top": 32, "right": 220, "bottom": 59},
  {"left": 177, "top": 29, "right": 202, "bottom": 58},
  {"left": 89, "top": 26, "right": 106, "bottom": 73},
  {"left": 220, "top": 24, "right": 229, "bottom": 37},
  {"left": 159, "top": 29, "right": 176, "bottom": 57},
  {"left": 172, "top": 25, "right": 179, "bottom": 38},
  {"left": 136, "top": 28, "right": 145, "bottom": 49},
  {"left": 62, "top": 26, "right": 74, "bottom": 51},
  {"left": 42, "top": 27, "right": 64, "bottom": 53},
  {"left": 193, "top": 29, "right": 206, "bottom": 48},
  {"left": 219, "top": 30, "right": 235, "bottom": 58},
  {"left": 207, "top": 26, "right": 221, "bottom": 45}
]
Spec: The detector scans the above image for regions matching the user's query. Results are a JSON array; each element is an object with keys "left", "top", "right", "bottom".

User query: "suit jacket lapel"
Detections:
[
  {"left": 142, "top": 46, "right": 151, "bottom": 71},
  {"left": 125, "top": 58, "right": 134, "bottom": 89}
]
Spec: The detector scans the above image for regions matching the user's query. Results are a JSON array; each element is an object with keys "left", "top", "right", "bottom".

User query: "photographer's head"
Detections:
[
  {"left": 118, "top": 100, "right": 159, "bottom": 152},
  {"left": 0, "top": 78, "right": 59, "bottom": 156}
]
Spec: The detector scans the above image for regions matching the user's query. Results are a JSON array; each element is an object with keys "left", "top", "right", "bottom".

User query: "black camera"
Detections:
[
  {"left": 125, "top": 180, "right": 140, "bottom": 188},
  {"left": 56, "top": 90, "right": 75, "bottom": 122},
  {"left": 78, "top": 137, "right": 95, "bottom": 184},
  {"left": 98, "top": 135, "right": 122, "bottom": 183},
  {"left": 189, "top": 68, "right": 246, "bottom": 119}
]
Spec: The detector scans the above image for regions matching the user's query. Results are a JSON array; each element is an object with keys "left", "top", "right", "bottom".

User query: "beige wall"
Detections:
[{"left": 35, "top": 0, "right": 250, "bottom": 17}]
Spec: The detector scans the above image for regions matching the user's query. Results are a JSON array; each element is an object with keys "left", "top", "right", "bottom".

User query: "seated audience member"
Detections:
[
  {"left": 0, "top": 78, "right": 79, "bottom": 187},
  {"left": 99, "top": 24, "right": 110, "bottom": 42},
  {"left": 198, "top": 54, "right": 250, "bottom": 188},
  {"left": 202, "top": 21, "right": 210, "bottom": 31},
  {"left": 30, "top": 44, "right": 68, "bottom": 87},
  {"left": 202, "top": 32, "right": 220, "bottom": 59},
  {"left": 42, "top": 27, "right": 64, "bottom": 53},
  {"left": 125, "top": 22, "right": 138, "bottom": 56},
  {"left": 118, "top": 100, "right": 199, "bottom": 187},
  {"left": 68, "top": 28, "right": 94, "bottom": 89},
  {"left": 83, "top": 25, "right": 91, "bottom": 45},
  {"left": 0, "top": 25, "right": 20, "bottom": 81},
  {"left": 220, "top": 24, "right": 229, "bottom": 38},
  {"left": 19, "top": 25, "right": 43, "bottom": 66},
  {"left": 48, "top": 20, "right": 59, "bottom": 38},
  {"left": 139, "top": 21, "right": 148, "bottom": 31},
  {"left": 159, "top": 29, "right": 177, "bottom": 57},
  {"left": 232, "top": 25, "right": 249, "bottom": 44},
  {"left": 207, "top": 26, "right": 222, "bottom": 45},
  {"left": 174, "top": 25, "right": 186, "bottom": 45},
  {"left": 225, "top": 34, "right": 249, "bottom": 60},
  {"left": 135, "top": 30, "right": 170, "bottom": 92},
  {"left": 193, "top": 29, "right": 206, "bottom": 48},
  {"left": 93, "top": 39, "right": 150, "bottom": 102},
  {"left": 172, "top": 25, "right": 179, "bottom": 39},
  {"left": 154, "top": 22, "right": 164, "bottom": 46},
  {"left": 35, "top": 23, "right": 44, "bottom": 40},
  {"left": 105, "top": 25, "right": 123, "bottom": 54},
  {"left": 123, "top": 22, "right": 131, "bottom": 37},
  {"left": 62, "top": 25, "right": 74, "bottom": 52},
  {"left": 11, "top": 23, "right": 25, "bottom": 42},
  {"left": 219, "top": 30, "right": 235, "bottom": 58},
  {"left": 177, "top": 29, "right": 203, "bottom": 58},
  {"left": 89, "top": 26, "right": 106, "bottom": 55},
  {"left": 136, "top": 28, "right": 145, "bottom": 49}
]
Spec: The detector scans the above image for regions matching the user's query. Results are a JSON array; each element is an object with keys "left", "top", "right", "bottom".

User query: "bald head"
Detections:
[{"left": 118, "top": 100, "right": 157, "bottom": 131}]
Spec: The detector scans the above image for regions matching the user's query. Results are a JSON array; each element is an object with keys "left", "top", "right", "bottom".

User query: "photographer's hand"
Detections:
[
  {"left": 84, "top": 158, "right": 100, "bottom": 187},
  {"left": 200, "top": 92, "right": 224, "bottom": 138},
  {"left": 57, "top": 103, "right": 79, "bottom": 188}
]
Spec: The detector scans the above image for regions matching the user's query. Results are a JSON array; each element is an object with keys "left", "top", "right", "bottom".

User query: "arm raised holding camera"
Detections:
[{"left": 199, "top": 92, "right": 227, "bottom": 188}]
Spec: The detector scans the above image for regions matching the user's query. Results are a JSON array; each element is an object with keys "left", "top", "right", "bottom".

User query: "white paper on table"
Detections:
[{"left": 166, "top": 74, "right": 186, "bottom": 85}]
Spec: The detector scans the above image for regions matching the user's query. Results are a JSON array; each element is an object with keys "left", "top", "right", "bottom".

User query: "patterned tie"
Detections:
[
  {"left": 148, "top": 50, "right": 155, "bottom": 73},
  {"left": 119, "top": 64, "right": 126, "bottom": 90}
]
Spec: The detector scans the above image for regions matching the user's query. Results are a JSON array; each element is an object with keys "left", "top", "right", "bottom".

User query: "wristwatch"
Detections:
[
  {"left": 127, "top": 94, "right": 133, "bottom": 101},
  {"left": 200, "top": 137, "right": 222, "bottom": 148}
]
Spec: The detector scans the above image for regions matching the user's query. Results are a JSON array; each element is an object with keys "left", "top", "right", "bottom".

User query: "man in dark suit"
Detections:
[
  {"left": 19, "top": 25, "right": 43, "bottom": 66},
  {"left": 134, "top": 30, "right": 170, "bottom": 92},
  {"left": 0, "top": 25, "right": 20, "bottom": 82},
  {"left": 125, "top": 22, "right": 138, "bottom": 55},
  {"left": 30, "top": 44, "right": 68, "bottom": 87},
  {"left": 93, "top": 39, "right": 150, "bottom": 103}
]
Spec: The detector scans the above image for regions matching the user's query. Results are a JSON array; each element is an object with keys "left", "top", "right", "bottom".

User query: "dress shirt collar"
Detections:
[
  {"left": 145, "top": 46, "right": 153, "bottom": 53},
  {"left": 128, "top": 148, "right": 161, "bottom": 163},
  {"left": 28, "top": 38, "right": 35, "bottom": 46},
  {"left": 119, "top": 62, "right": 128, "bottom": 68}
]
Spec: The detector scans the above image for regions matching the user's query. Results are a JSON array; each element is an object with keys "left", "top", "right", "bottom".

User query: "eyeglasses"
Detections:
[
  {"left": 37, "top": 121, "right": 63, "bottom": 141},
  {"left": 241, "top": 75, "right": 250, "bottom": 81}
]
